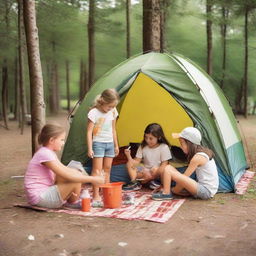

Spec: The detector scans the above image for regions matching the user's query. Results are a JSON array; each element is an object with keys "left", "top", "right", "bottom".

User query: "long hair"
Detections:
[
  {"left": 141, "top": 123, "right": 170, "bottom": 148},
  {"left": 91, "top": 88, "right": 119, "bottom": 109},
  {"left": 185, "top": 139, "right": 214, "bottom": 162},
  {"left": 38, "top": 123, "right": 65, "bottom": 146}
]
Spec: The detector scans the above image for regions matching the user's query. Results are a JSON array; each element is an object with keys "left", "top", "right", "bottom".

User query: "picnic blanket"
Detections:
[
  {"left": 15, "top": 191, "right": 185, "bottom": 223},
  {"left": 235, "top": 170, "right": 255, "bottom": 195}
]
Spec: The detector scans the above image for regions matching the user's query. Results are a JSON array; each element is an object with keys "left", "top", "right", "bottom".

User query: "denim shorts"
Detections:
[
  {"left": 36, "top": 185, "right": 64, "bottom": 208},
  {"left": 92, "top": 141, "right": 115, "bottom": 158},
  {"left": 194, "top": 184, "right": 212, "bottom": 200}
]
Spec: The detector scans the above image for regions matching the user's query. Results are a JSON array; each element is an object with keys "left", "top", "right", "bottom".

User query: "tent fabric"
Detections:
[{"left": 61, "top": 52, "right": 247, "bottom": 192}]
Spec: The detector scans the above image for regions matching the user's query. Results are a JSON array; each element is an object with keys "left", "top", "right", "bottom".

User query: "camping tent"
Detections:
[{"left": 62, "top": 52, "right": 247, "bottom": 192}]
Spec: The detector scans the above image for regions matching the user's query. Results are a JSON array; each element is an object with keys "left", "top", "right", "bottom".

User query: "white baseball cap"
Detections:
[{"left": 172, "top": 127, "right": 202, "bottom": 145}]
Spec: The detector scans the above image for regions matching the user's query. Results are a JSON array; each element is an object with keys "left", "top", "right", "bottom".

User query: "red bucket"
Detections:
[{"left": 100, "top": 182, "right": 124, "bottom": 209}]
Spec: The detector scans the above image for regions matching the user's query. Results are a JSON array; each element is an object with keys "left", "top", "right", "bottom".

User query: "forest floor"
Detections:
[{"left": 0, "top": 112, "right": 256, "bottom": 256}]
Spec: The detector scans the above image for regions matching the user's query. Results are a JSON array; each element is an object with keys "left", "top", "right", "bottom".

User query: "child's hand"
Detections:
[
  {"left": 141, "top": 170, "right": 153, "bottom": 184},
  {"left": 124, "top": 146, "right": 131, "bottom": 157},
  {"left": 92, "top": 176, "right": 105, "bottom": 186},
  {"left": 88, "top": 149, "right": 94, "bottom": 158},
  {"left": 115, "top": 146, "right": 119, "bottom": 156}
]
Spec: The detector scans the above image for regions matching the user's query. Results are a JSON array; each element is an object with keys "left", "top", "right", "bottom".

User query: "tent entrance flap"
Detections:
[{"left": 116, "top": 72, "right": 193, "bottom": 147}]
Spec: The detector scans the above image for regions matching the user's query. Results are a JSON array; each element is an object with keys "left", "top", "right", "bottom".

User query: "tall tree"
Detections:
[
  {"left": 126, "top": 0, "right": 131, "bottom": 58},
  {"left": 23, "top": 0, "right": 45, "bottom": 154},
  {"left": 1, "top": 1, "right": 11, "bottom": 129},
  {"left": 18, "top": 0, "right": 27, "bottom": 134},
  {"left": 143, "top": 0, "right": 162, "bottom": 53},
  {"left": 79, "top": 59, "right": 85, "bottom": 100},
  {"left": 1, "top": 59, "right": 9, "bottom": 129},
  {"left": 88, "top": 0, "right": 95, "bottom": 87},
  {"left": 219, "top": 4, "right": 229, "bottom": 89},
  {"left": 206, "top": 0, "right": 213, "bottom": 75},
  {"left": 243, "top": 5, "right": 249, "bottom": 118},
  {"left": 160, "top": 0, "right": 171, "bottom": 52},
  {"left": 66, "top": 60, "right": 71, "bottom": 112},
  {"left": 49, "top": 41, "right": 60, "bottom": 114}
]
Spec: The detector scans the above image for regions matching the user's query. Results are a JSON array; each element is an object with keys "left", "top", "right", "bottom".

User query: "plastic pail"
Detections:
[{"left": 100, "top": 182, "right": 124, "bottom": 208}]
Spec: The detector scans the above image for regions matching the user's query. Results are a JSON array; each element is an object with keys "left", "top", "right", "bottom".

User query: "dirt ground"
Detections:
[{"left": 0, "top": 113, "right": 256, "bottom": 256}]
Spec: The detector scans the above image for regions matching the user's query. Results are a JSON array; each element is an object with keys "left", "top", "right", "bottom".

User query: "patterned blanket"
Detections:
[
  {"left": 15, "top": 191, "right": 185, "bottom": 223},
  {"left": 235, "top": 170, "right": 255, "bottom": 195}
]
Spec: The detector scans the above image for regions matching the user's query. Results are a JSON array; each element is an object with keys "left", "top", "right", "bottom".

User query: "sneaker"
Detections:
[
  {"left": 122, "top": 181, "right": 142, "bottom": 191},
  {"left": 152, "top": 192, "right": 173, "bottom": 201},
  {"left": 91, "top": 200, "right": 103, "bottom": 208},
  {"left": 149, "top": 180, "right": 161, "bottom": 190},
  {"left": 63, "top": 199, "right": 82, "bottom": 209}
]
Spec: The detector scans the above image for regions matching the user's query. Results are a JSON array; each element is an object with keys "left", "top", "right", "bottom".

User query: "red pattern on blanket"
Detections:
[{"left": 15, "top": 191, "right": 185, "bottom": 223}]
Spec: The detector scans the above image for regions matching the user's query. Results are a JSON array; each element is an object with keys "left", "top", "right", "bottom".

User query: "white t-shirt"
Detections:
[
  {"left": 136, "top": 144, "right": 172, "bottom": 169},
  {"left": 195, "top": 152, "right": 219, "bottom": 197},
  {"left": 88, "top": 107, "right": 118, "bottom": 143}
]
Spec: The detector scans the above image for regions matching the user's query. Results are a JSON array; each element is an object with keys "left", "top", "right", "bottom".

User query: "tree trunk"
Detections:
[
  {"left": 126, "top": 0, "right": 131, "bottom": 58},
  {"left": 88, "top": 0, "right": 95, "bottom": 87},
  {"left": 160, "top": 0, "right": 169, "bottom": 52},
  {"left": 18, "top": 0, "right": 27, "bottom": 134},
  {"left": 45, "top": 61, "right": 51, "bottom": 112},
  {"left": 1, "top": 60, "right": 9, "bottom": 129},
  {"left": 23, "top": 0, "right": 45, "bottom": 155},
  {"left": 206, "top": 0, "right": 213, "bottom": 75},
  {"left": 143, "top": 0, "right": 161, "bottom": 53},
  {"left": 243, "top": 6, "right": 249, "bottom": 118},
  {"left": 1, "top": 1, "right": 10, "bottom": 129},
  {"left": 14, "top": 56, "right": 19, "bottom": 121},
  {"left": 84, "top": 64, "right": 89, "bottom": 95},
  {"left": 220, "top": 6, "right": 228, "bottom": 89},
  {"left": 49, "top": 41, "right": 59, "bottom": 114},
  {"left": 79, "top": 59, "right": 84, "bottom": 100},
  {"left": 54, "top": 62, "right": 60, "bottom": 112},
  {"left": 66, "top": 60, "right": 71, "bottom": 112}
]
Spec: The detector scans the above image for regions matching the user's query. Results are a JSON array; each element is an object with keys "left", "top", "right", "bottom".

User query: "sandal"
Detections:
[{"left": 91, "top": 200, "right": 103, "bottom": 208}]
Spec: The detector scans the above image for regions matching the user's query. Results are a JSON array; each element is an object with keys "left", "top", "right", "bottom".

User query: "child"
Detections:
[
  {"left": 87, "top": 88, "right": 119, "bottom": 206},
  {"left": 123, "top": 123, "right": 172, "bottom": 191},
  {"left": 152, "top": 127, "right": 219, "bottom": 200},
  {"left": 24, "top": 123, "right": 104, "bottom": 209}
]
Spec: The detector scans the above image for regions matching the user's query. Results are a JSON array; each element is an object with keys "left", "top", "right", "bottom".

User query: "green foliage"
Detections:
[{"left": 1, "top": 0, "right": 256, "bottom": 113}]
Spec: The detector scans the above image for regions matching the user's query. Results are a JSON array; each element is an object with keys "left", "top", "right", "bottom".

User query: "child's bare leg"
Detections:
[
  {"left": 126, "top": 161, "right": 137, "bottom": 181},
  {"left": 103, "top": 157, "right": 113, "bottom": 184},
  {"left": 150, "top": 167, "right": 160, "bottom": 179},
  {"left": 163, "top": 165, "right": 198, "bottom": 195},
  {"left": 57, "top": 182, "right": 81, "bottom": 203},
  {"left": 92, "top": 157, "right": 103, "bottom": 201},
  {"left": 162, "top": 166, "right": 172, "bottom": 194}
]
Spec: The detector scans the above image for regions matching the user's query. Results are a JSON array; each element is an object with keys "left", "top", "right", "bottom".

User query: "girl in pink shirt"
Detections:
[{"left": 25, "top": 123, "right": 104, "bottom": 208}]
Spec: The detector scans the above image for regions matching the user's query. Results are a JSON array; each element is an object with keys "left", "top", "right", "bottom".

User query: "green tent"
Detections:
[{"left": 62, "top": 52, "right": 247, "bottom": 192}]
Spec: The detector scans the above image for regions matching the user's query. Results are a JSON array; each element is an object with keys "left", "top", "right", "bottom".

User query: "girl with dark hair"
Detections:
[{"left": 123, "top": 123, "right": 172, "bottom": 191}]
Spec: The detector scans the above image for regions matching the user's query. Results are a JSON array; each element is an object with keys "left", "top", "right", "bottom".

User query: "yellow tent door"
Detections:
[{"left": 116, "top": 73, "right": 193, "bottom": 146}]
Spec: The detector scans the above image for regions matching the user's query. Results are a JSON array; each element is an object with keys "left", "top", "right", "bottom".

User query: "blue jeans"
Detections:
[{"left": 92, "top": 141, "right": 115, "bottom": 158}]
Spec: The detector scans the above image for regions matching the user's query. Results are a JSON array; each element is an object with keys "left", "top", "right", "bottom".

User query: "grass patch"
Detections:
[
  {"left": 216, "top": 199, "right": 226, "bottom": 204},
  {"left": 241, "top": 176, "right": 256, "bottom": 200}
]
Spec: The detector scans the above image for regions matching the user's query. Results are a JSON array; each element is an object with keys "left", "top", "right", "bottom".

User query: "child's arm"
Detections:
[
  {"left": 183, "top": 154, "right": 207, "bottom": 177},
  {"left": 87, "top": 120, "right": 94, "bottom": 158},
  {"left": 124, "top": 147, "right": 141, "bottom": 167},
  {"left": 172, "top": 154, "right": 207, "bottom": 194},
  {"left": 44, "top": 160, "right": 104, "bottom": 185},
  {"left": 112, "top": 119, "right": 119, "bottom": 156}
]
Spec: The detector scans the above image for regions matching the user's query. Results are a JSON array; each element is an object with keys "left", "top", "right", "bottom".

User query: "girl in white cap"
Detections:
[{"left": 152, "top": 127, "right": 219, "bottom": 200}]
